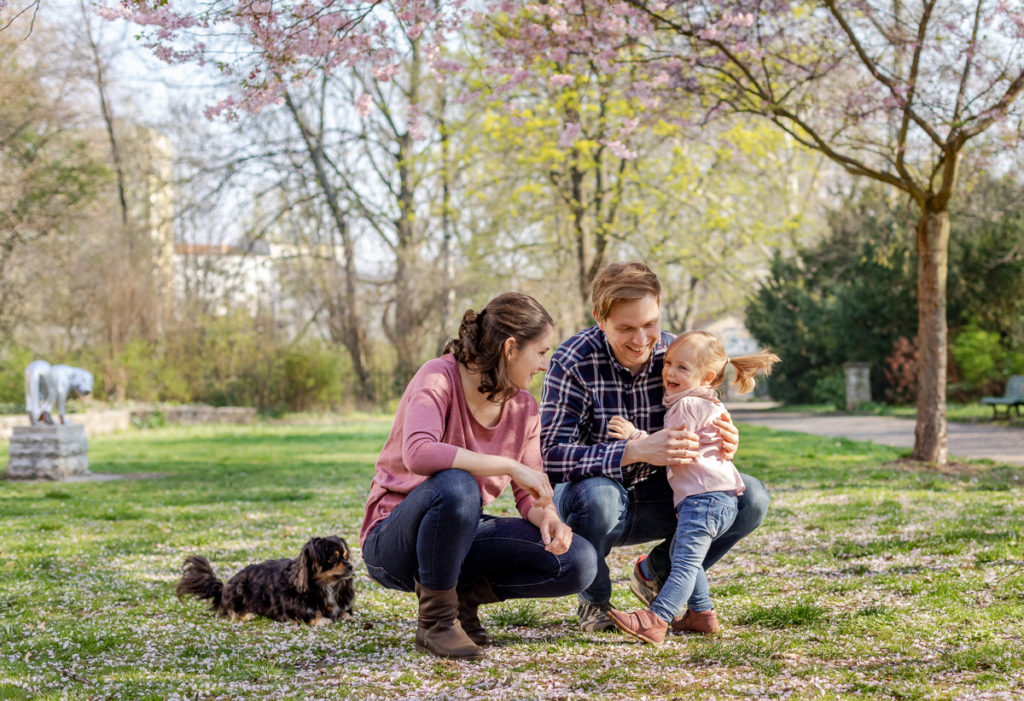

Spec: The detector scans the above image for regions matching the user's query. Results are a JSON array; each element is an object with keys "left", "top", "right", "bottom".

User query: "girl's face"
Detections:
[
  {"left": 506, "top": 325, "right": 555, "bottom": 390},
  {"left": 662, "top": 343, "right": 713, "bottom": 393}
]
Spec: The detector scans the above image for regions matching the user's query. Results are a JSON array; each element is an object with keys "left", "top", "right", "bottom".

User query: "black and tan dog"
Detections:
[{"left": 176, "top": 535, "right": 355, "bottom": 625}]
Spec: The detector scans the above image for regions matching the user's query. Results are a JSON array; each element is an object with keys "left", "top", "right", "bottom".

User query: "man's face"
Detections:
[{"left": 596, "top": 294, "right": 662, "bottom": 374}]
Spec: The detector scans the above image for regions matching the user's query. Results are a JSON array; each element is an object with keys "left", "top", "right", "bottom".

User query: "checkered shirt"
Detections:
[{"left": 540, "top": 324, "right": 674, "bottom": 486}]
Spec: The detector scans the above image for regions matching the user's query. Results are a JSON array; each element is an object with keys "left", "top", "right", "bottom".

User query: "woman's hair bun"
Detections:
[{"left": 442, "top": 292, "right": 553, "bottom": 403}]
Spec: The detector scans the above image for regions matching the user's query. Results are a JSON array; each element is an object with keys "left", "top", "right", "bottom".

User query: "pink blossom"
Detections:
[
  {"left": 552, "top": 20, "right": 570, "bottom": 35},
  {"left": 602, "top": 139, "right": 636, "bottom": 159},
  {"left": 558, "top": 122, "right": 582, "bottom": 147},
  {"left": 356, "top": 93, "right": 373, "bottom": 118},
  {"left": 408, "top": 21, "right": 426, "bottom": 40},
  {"left": 373, "top": 63, "right": 402, "bottom": 82},
  {"left": 409, "top": 103, "right": 427, "bottom": 140},
  {"left": 204, "top": 96, "right": 236, "bottom": 121},
  {"left": 550, "top": 74, "right": 574, "bottom": 87},
  {"left": 549, "top": 47, "right": 568, "bottom": 62},
  {"left": 93, "top": 4, "right": 130, "bottom": 20}
]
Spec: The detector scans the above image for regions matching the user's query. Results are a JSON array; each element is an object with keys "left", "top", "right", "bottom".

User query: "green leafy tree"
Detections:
[{"left": 749, "top": 176, "right": 1024, "bottom": 404}]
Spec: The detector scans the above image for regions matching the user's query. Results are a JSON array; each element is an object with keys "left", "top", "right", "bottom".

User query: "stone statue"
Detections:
[{"left": 24, "top": 360, "right": 94, "bottom": 425}]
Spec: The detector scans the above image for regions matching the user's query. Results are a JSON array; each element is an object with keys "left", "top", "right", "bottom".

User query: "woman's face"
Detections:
[{"left": 506, "top": 325, "right": 555, "bottom": 390}]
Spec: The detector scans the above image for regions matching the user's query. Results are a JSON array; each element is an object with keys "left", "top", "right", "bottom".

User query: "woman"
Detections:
[{"left": 360, "top": 292, "right": 597, "bottom": 659}]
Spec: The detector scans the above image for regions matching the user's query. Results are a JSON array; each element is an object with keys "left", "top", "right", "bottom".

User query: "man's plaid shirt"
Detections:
[{"left": 540, "top": 324, "right": 674, "bottom": 487}]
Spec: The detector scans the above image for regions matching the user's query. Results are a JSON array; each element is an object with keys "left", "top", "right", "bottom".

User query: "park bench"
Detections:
[{"left": 981, "top": 375, "right": 1024, "bottom": 419}]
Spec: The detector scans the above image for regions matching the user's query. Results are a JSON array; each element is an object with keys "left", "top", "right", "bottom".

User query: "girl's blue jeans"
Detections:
[
  {"left": 650, "top": 491, "right": 738, "bottom": 621},
  {"left": 553, "top": 469, "right": 768, "bottom": 605},
  {"left": 362, "top": 469, "right": 598, "bottom": 600}
]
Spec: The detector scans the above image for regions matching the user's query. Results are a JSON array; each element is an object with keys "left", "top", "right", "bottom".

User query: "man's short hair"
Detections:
[{"left": 591, "top": 261, "right": 661, "bottom": 321}]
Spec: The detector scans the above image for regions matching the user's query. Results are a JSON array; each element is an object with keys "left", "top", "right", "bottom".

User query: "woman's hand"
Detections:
[
  {"left": 510, "top": 462, "right": 554, "bottom": 509},
  {"left": 528, "top": 506, "right": 573, "bottom": 555},
  {"left": 713, "top": 412, "right": 739, "bottom": 461}
]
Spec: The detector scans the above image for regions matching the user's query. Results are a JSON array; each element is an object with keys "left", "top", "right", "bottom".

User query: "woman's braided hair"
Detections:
[{"left": 443, "top": 292, "right": 553, "bottom": 403}]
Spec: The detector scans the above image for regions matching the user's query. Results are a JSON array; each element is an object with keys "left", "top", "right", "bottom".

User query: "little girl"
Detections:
[{"left": 606, "top": 330, "right": 779, "bottom": 644}]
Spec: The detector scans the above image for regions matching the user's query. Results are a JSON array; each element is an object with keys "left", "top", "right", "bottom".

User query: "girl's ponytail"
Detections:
[{"left": 728, "top": 350, "right": 781, "bottom": 394}]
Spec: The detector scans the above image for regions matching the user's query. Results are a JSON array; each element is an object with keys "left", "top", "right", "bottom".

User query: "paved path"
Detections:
[{"left": 730, "top": 406, "right": 1024, "bottom": 466}]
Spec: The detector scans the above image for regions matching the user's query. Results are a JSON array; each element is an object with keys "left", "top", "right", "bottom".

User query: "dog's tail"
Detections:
[{"left": 176, "top": 555, "right": 224, "bottom": 612}]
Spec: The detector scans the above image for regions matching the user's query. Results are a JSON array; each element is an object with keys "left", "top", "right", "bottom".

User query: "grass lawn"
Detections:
[{"left": 2, "top": 417, "right": 1024, "bottom": 699}]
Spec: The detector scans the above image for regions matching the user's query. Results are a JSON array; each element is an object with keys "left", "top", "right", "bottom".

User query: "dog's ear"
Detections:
[{"left": 295, "top": 539, "right": 321, "bottom": 593}]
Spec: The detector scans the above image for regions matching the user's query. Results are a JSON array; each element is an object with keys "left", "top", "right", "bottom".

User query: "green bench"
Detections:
[{"left": 981, "top": 375, "right": 1024, "bottom": 419}]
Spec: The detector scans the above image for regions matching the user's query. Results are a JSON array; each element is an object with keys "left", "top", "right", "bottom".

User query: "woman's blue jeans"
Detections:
[
  {"left": 363, "top": 469, "right": 598, "bottom": 600},
  {"left": 553, "top": 469, "right": 769, "bottom": 605},
  {"left": 650, "top": 491, "right": 737, "bottom": 621}
]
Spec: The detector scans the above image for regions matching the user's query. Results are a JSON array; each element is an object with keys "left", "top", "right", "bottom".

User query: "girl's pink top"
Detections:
[
  {"left": 359, "top": 354, "right": 541, "bottom": 547},
  {"left": 663, "top": 388, "right": 745, "bottom": 504},
  {"left": 629, "top": 387, "right": 746, "bottom": 505}
]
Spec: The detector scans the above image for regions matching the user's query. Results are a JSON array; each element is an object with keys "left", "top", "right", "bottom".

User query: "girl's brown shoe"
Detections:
[
  {"left": 608, "top": 608, "right": 669, "bottom": 645},
  {"left": 670, "top": 608, "right": 721, "bottom": 635}
]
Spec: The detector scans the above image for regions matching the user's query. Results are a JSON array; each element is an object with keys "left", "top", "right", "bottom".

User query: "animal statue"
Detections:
[{"left": 24, "top": 360, "right": 94, "bottom": 425}]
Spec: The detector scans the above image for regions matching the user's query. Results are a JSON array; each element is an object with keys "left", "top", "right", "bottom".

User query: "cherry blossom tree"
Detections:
[
  {"left": 497, "top": 0, "right": 1024, "bottom": 464},
  {"left": 104, "top": 0, "right": 1024, "bottom": 463}
]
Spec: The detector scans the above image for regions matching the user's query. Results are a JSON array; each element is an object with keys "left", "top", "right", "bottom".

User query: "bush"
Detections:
[
  {"left": 883, "top": 337, "right": 917, "bottom": 404},
  {"left": 950, "top": 325, "right": 1024, "bottom": 397},
  {"left": 0, "top": 345, "right": 38, "bottom": 405},
  {"left": 811, "top": 370, "right": 845, "bottom": 409},
  {"left": 273, "top": 343, "right": 345, "bottom": 412}
]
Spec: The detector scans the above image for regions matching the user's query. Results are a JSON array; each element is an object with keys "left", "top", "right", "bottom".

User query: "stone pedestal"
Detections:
[
  {"left": 6, "top": 424, "right": 89, "bottom": 480},
  {"left": 842, "top": 362, "right": 872, "bottom": 412}
]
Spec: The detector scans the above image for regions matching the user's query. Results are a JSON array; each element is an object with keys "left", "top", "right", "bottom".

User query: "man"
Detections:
[{"left": 540, "top": 261, "right": 770, "bottom": 632}]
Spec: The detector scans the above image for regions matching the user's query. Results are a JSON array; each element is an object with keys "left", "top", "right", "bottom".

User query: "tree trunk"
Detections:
[
  {"left": 283, "top": 92, "right": 376, "bottom": 403},
  {"left": 912, "top": 206, "right": 949, "bottom": 463},
  {"left": 437, "top": 99, "right": 456, "bottom": 354},
  {"left": 389, "top": 127, "right": 426, "bottom": 394}
]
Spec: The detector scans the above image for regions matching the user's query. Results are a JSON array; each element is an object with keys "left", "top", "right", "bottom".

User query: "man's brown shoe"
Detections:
[
  {"left": 577, "top": 597, "right": 616, "bottom": 632},
  {"left": 630, "top": 557, "right": 688, "bottom": 628},
  {"left": 608, "top": 608, "right": 669, "bottom": 645},
  {"left": 670, "top": 608, "right": 721, "bottom": 635},
  {"left": 628, "top": 556, "right": 659, "bottom": 607}
]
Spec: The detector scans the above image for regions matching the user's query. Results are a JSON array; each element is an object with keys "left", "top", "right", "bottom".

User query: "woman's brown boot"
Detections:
[
  {"left": 456, "top": 577, "right": 501, "bottom": 646},
  {"left": 414, "top": 579, "right": 484, "bottom": 659}
]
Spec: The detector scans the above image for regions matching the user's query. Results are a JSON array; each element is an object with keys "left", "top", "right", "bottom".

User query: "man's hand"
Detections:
[
  {"left": 621, "top": 425, "right": 699, "bottom": 467},
  {"left": 713, "top": 412, "right": 739, "bottom": 461}
]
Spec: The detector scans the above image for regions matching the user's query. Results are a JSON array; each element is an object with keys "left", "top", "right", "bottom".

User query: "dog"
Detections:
[{"left": 176, "top": 535, "right": 355, "bottom": 625}]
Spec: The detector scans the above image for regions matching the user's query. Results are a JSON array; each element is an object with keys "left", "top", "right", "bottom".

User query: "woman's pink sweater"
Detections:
[{"left": 359, "top": 354, "right": 541, "bottom": 547}]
